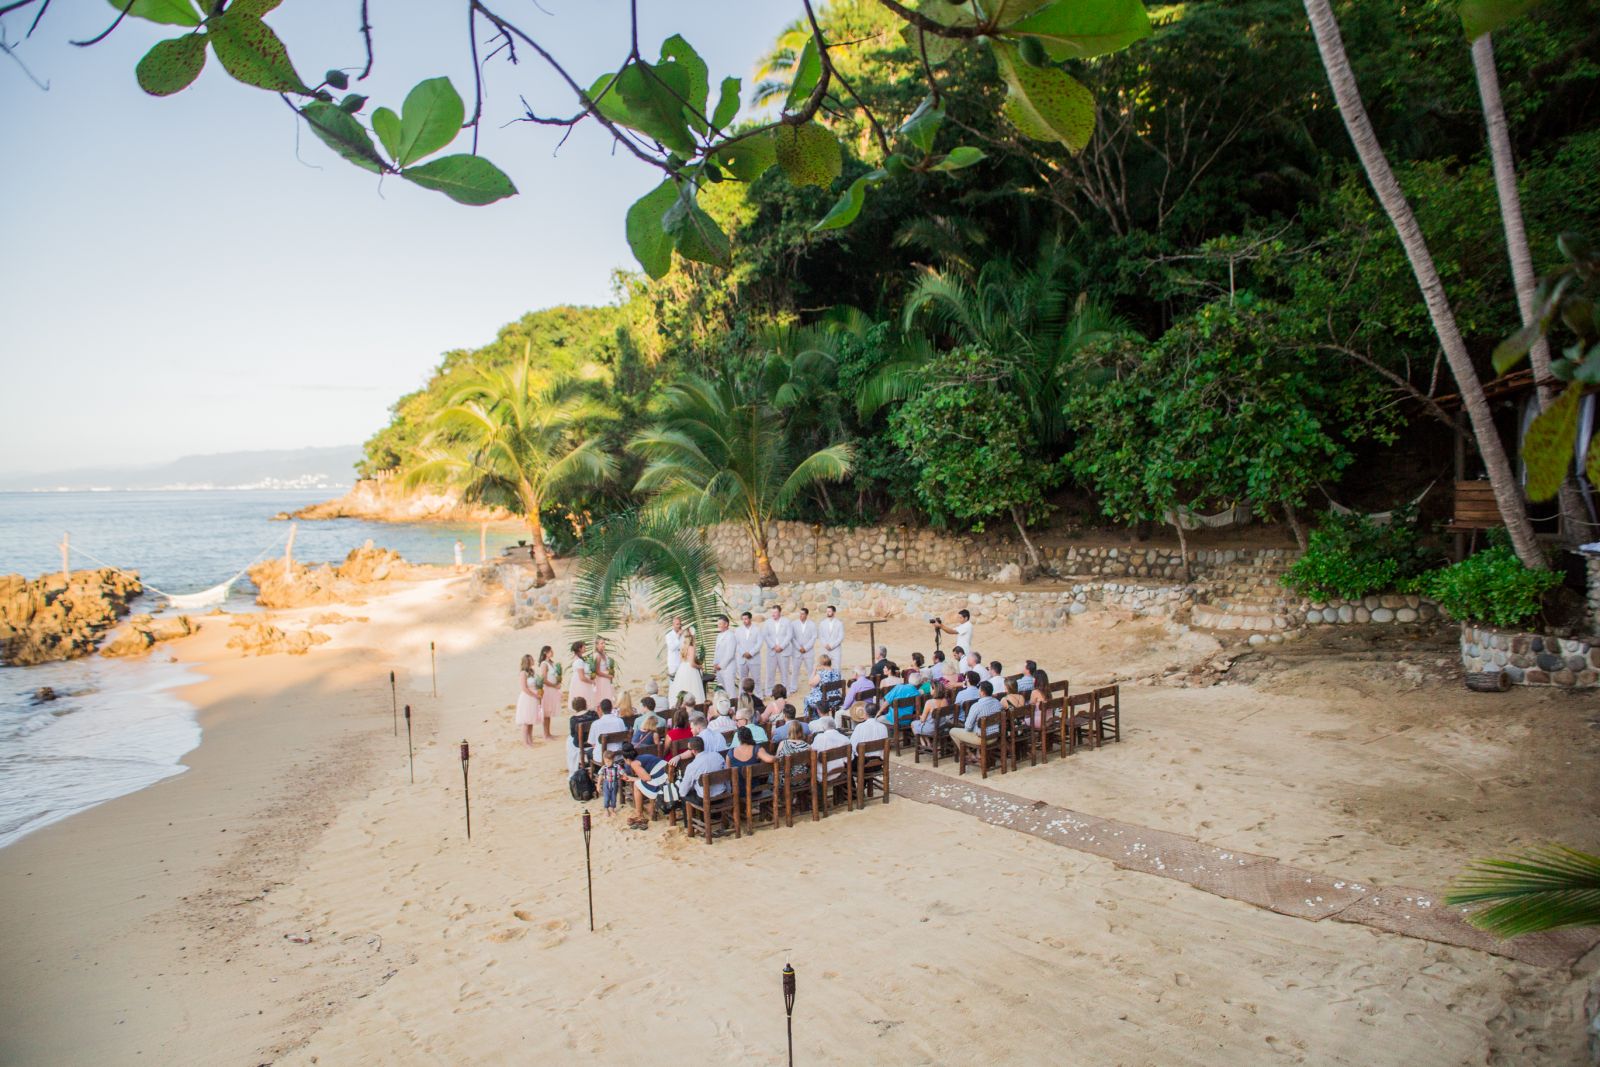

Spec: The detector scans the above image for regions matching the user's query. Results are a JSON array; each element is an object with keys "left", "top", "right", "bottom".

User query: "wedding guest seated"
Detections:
[
  {"left": 631, "top": 713, "right": 662, "bottom": 747},
  {"left": 989, "top": 660, "right": 1005, "bottom": 684},
  {"left": 733, "top": 707, "right": 768, "bottom": 744},
  {"left": 804, "top": 654, "right": 841, "bottom": 712},
  {"left": 737, "top": 677, "right": 759, "bottom": 717},
  {"left": 956, "top": 671, "right": 982, "bottom": 709},
  {"left": 909, "top": 651, "right": 927, "bottom": 680},
  {"left": 621, "top": 743, "right": 672, "bottom": 828},
  {"left": 965, "top": 652, "right": 989, "bottom": 683},
  {"left": 676, "top": 736, "right": 728, "bottom": 802},
  {"left": 775, "top": 716, "right": 812, "bottom": 774},
  {"left": 565, "top": 697, "right": 598, "bottom": 774},
  {"left": 707, "top": 699, "right": 737, "bottom": 735},
  {"left": 666, "top": 709, "right": 694, "bottom": 744},
  {"left": 884, "top": 670, "right": 920, "bottom": 724},
  {"left": 771, "top": 708, "right": 800, "bottom": 742},
  {"left": 690, "top": 711, "right": 728, "bottom": 755},
  {"left": 849, "top": 704, "right": 889, "bottom": 752},
  {"left": 727, "top": 726, "right": 778, "bottom": 769},
  {"left": 762, "top": 684, "right": 788, "bottom": 726},
  {"left": 809, "top": 716, "right": 852, "bottom": 778},
  {"left": 999, "top": 677, "right": 1026, "bottom": 716},
  {"left": 913, "top": 681, "right": 951, "bottom": 739},
  {"left": 589, "top": 699, "right": 628, "bottom": 763},
  {"left": 840, "top": 665, "right": 875, "bottom": 711},
  {"left": 871, "top": 645, "right": 892, "bottom": 679},
  {"left": 950, "top": 681, "right": 1003, "bottom": 748},
  {"left": 1018, "top": 661, "right": 1040, "bottom": 694}
]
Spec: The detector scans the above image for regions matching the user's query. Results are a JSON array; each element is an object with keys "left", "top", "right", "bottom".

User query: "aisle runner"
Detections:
[{"left": 890, "top": 765, "right": 1598, "bottom": 969}]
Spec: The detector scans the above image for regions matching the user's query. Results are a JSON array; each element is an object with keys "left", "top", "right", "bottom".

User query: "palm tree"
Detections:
[
  {"left": 568, "top": 510, "right": 725, "bottom": 647},
  {"left": 751, "top": 18, "right": 811, "bottom": 107},
  {"left": 630, "top": 376, "right": 853, "bottom": 587},
  {"left": 406, "top": 349, "right": 616, "bottom": 582},
  {"left": 1446, "top": 844, "right": 1600, "bottom": 937},
  {"left": 1301, "top": 0, "right": 1545, "bottom": 571}
]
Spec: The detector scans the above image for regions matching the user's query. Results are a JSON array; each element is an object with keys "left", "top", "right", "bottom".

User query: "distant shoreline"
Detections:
[{"left": 287, "top": 479, "right": 519, "bottom": 527}]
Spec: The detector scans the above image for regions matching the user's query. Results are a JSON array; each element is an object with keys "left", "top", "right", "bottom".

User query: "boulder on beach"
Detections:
[
  {"left": 0, "top": 568, "right": 144, "bottom": 666},
  {"left": 225, "top": 620, "right": 331, "bottom": 657},
  {"left": 248, "top": 541, "right": 433, "bottom": 608},
  {"left": 100, "top": 613, "right": 200, "bottom": 658}
]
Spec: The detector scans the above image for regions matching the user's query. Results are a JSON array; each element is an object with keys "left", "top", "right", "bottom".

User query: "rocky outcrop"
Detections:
[
  {"left": 225, "top": 620, "right": 330, "bottom": 657},
  {"left": 290, "top": 478, "right": 513, "bottom": 524},
  {"left": 0, "top": 568, "right": 144, "bottom": 666},
  {"left": 100, "top": 613, "right": 200, "bottom": 658},
  {"left": 248, "top": 541, "right": 437, "bottom": 608}
]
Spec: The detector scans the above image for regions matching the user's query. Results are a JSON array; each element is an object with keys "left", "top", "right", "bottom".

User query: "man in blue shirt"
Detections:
[
  {"left": 884, "top": 670, "right": 921, "bottom": 725},
  {"left": 949, "top": 680, "right": 1002, "bottom": 749},
  {"left": 675, "top": 736, "right": 728, "bottom": 802}
]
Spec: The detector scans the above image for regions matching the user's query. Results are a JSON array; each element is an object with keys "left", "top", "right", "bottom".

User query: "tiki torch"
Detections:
[
  {"left": 460, "top": 740, "right": 471, "bottom": 839},
  {"left": 783, "top": 963, "right": 796, "bottom": 1066},
  {"left": 404, "top": 704, "right": 414, "bottom": 784},
  {"left": 430, "top": 641, "right": 438, "bottom": 698},
  {"left": 389, "top": 670, "right": 397, "bottom": 736},
  {"left": 582, "top": 808, "right": 594, "bottom": 932}
]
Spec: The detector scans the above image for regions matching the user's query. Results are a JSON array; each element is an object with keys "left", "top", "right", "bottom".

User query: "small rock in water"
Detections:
[{"left": 33, "top": 686, "right": 58, "bottom": 703}]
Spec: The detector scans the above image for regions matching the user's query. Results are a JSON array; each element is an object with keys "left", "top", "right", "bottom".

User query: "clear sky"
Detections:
[{"left": 0, "top": 0, "right": 795, "bottom": 474}]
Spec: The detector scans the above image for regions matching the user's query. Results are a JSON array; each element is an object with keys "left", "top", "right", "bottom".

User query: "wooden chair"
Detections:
[
  {"left": 1005, "top": 672, "right": 1023, "bottom": 690},
  {"left": 1034, "top": 696, "right": 1065, "bottom": 763},
  {"left": 1091, "top": 684, "right": 1121, "bottom": 744},
  {"left": 593, "top": 729, "right": 629, "bottom": 759},
  {"left": 574, "top": 719, "right": 597, "bottom": 770},
  {"left": 1063, "top": 692, "right": 1099, "bottom": 754},
  {"left": 662, "top": 736, "right": 692, "bottom": 760},
  {"left": 854, "top": 737, "right": 891, "bottom": 806},
  {"left": 1048, "top": 679, "right": 1071, "bottom": 701},
  {"left": 814, "top": 742, "right": 854, "bottom": 814},
  {"left": 819, "top": 678, "right": 846, "bottom": 716},
  {"left": 740, "top": 761, "right": 781, "bottom": 832},
  {"left": 783, "top": 750, "right": 819, "bottom": 826},
  {"left": 913, "top": 701, "right": 957, "bottom": 767},
  {"left": 684, "top": 767, "right": 741, "bottom": 843},
  {"left": 955, "top": 709, "right": 1005, "bottom": 778},
  {"left": 888, "top": 694, "right": 920, "bottom": 755},
  {"left": 1002, "top": 703, "right": 1037, "bottom": 771}
]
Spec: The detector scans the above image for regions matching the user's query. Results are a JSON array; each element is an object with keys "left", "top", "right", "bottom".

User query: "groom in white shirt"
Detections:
[
  {"left": 764, "top": 604, "right": 794, "bottom": 692},
  {"left": 711, "top": 614, "right": 737, "bottom": 696},
  {"left": 792, "top": 606, "right": 818, "bottom": 689},
  {"left": 734, "top": 610, "right": 763, "bottom": 688},
  {"left": 664, "top": 616, "right": 684, "bottom": 687}
]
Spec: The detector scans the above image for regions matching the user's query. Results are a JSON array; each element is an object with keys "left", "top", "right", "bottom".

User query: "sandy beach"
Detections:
[{"left": 2, "top": 571, "right": 1597, "bottom": 1065}]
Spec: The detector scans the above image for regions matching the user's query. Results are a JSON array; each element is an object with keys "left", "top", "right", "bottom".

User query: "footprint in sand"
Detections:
[
  {"left": 538, "top": 919, "right": 569, "bottom": 948},
  {"left": 486, "top": 927, "right": 526, "bottom": 943}
]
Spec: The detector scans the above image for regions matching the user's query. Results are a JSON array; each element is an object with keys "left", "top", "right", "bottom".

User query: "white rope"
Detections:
[
  {"left": 70, "top": 534, "right": 284, "bottom": 608},
  {"left": 1162, "top": 502, "right": 1253, "bottom": 530}
]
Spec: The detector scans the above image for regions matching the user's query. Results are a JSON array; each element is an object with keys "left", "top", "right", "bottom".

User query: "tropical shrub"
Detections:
[
  {"left": 1281, "top": 506, "right": 1439, "bottom": 600},
  {"left": 1423, "top": 534, "right": 1562, "bottom": 628}
]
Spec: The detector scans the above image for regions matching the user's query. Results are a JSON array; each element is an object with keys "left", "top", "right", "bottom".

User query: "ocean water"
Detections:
[{"left": 0, "top": 490, "right": 526, "bottom": 849}]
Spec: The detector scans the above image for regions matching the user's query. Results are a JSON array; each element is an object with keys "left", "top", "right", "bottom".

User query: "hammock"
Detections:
[
  {"left": 71, "top": 536, "right": 284, "bottom": 610},
  {"left": 1162, "top": 502, "right": 1253, "bottom": 530},
  {"left": 1320, "top": 480, "right": 1436, "bottom": 526}
]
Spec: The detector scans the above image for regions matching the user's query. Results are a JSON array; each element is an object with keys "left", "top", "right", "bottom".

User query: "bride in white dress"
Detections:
[{"left": 671, "top": 631, "right": 706, "bottom": 706}]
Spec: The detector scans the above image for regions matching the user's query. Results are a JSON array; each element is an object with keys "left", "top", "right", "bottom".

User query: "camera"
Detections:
[{"left": 927, "top": 615, "right": 942, "bottom": 625}]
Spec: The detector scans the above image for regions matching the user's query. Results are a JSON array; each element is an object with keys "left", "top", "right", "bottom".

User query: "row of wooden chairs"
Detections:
[
  {"left": 911, "top": 683, "right": 1122, "bottom": 779},
  {"left": 667, "top": 742, "right": 892, "bottom": 843}
]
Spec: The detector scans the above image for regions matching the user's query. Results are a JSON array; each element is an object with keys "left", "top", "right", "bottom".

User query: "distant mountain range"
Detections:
[{"left": 0, "top": 446, "right": 364, "bottom": 492}]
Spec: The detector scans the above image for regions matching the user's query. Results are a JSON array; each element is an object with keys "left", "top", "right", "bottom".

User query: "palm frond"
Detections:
[
  {"left": 775, "top": 442, "right": 854, "bottom": 512},
  {"left": 568, "top": 511, "right": 724, "bottom": 649},
  {"left": 1445, "top": 844, "right": 1600, "bottom": 937}
]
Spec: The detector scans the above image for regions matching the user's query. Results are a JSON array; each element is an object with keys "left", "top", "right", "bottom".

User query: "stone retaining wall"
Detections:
[
  {"left": 1589, "top": 557, "right": 1600, "bottom": 635},
  {"left": 705, "top": 521, "right": 1293, "bottom": 583},
  {"left": 1459, "top": 623, "right": 1600, "bottom": 688},
  {"left": 488, "top": 564, "right": 1191, "bottom": 633},
  {"left": 1304, "top": 594, "right": 1442, "bottom": 626}
]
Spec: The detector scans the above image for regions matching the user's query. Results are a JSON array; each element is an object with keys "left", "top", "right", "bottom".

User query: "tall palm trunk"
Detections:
[
  {"left": 1302, "top": 0, "right": 1545, "bottom": 571},
  {"left": 1472, "top": 33, "right": 1591, "bottom": 544},
  {"left": 521, "top": 483, "right": 556, "bottom": 582},
  {"left": 751, "top": 523, "right": 780, "bottom": 587}
]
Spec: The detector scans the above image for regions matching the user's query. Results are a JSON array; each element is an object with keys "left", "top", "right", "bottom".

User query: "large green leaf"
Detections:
[
  {"left": 301, "top": 101, "right": 387, "bottom": 173},
  {"left": 715, "top": 130, "right": 776, "bottom": 182},
  {"left": 784, "top": 38, "right": 822, "bottom": 112},
  {"left": 135, "top": 34, "right": 207, "bottom": 96},
  {"left": 1446, "top": 844, "right": 1600, "bottom": 937},
  {"left": 991, "top": 40, "right": 1095, "bottom": 149},
  {"left": 899, "top": 95, "right": 945, "bottom": 154},
  {"left": 1522, "top": 384, "right": 1581, "bottom": 502},
  {"left": 588, "top": 62, "right": 696, "bottom": 156},
  {"left": 207, "top": 11, "right": 309, "bottom": 93},
  {"left": 978, "top": 0, "right": 1052, "bottom": 21},
  {"left": 626, "top": 180, "right": 679, "bottom": 279},
  {"left": 900, "top": 23, "right": 962, "bottom": 66},
  {"left": 932, "top": 146, "right": 986, "bottom": 171},
  {"left": 1008, "top": 0, "right": 1152, "bottom": 60},
  {"left": 663, "top": 187, "right": 731, "bottom": 269},
  {"left": 813, "top": 169, "right": 886, "bottom": 233},
  {"left": 394, "top": 76, "right": 464, "bottom": 167},
  {"left": 1459, "top": 0, "right": 1543, "bottom": 39},
  {"left": 659, "top": 35, "right": 709, "bottom": 130},
  {"left": 711, "top": 76, "right": 741, "bottom": 131},
  {"left": 228, "top": 0, "right": 284, "bottom": 14},
  {"left": 107, "top": 0, "right": 199, "bottom": 27},
  {"left": 400, "top": 154, "right": 517, "bottom": 205},
  {"left": 371, "top": 106, "right": 402, "bottom": 162},
  {"left": 773, "top": 122, "right": 842, "bottom": 187}
]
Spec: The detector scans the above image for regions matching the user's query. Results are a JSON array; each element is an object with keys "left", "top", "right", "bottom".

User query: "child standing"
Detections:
[{"left": 597, "top": 749, "right": 624, "bottom": 817}]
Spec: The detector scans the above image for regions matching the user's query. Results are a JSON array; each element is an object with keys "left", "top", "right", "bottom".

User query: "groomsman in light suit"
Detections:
[
  {"left": 764, "top": 604, "right": 795, "bottom": 692},
  {"left": 792, "top": 606, "right": 818, "bottom": 689},
  {"left": 734, "top": 610, "right": 763, "bottom": 689},
  {"left": 818, "top": 604, "right": 844, "bottom": 674},
  {"left": 712, "top": 614, "right": 737, "bottom": 696}
]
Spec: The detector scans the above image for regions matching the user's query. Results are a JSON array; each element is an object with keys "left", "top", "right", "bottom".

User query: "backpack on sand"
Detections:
[{"left": 569, "top": 768, "right": 596, "bottom": 802}]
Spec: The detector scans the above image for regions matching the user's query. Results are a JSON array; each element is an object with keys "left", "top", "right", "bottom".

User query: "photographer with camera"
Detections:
[{"left": 931, "top": 608, "right": 974, "bottom": 657}]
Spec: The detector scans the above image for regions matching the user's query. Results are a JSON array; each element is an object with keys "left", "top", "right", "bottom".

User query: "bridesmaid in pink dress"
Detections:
[
  {"left": 592, "top": 637, "right": 617, "bottom": 710},
  {"left": 567, "top": 640, "right": 596, "bottom": 716},
  {"left": 535, "top": 644, "right": 560, "bottom": 739},
  {"left": 515, "top": 653, "right": 542, "bottom": 747}
]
